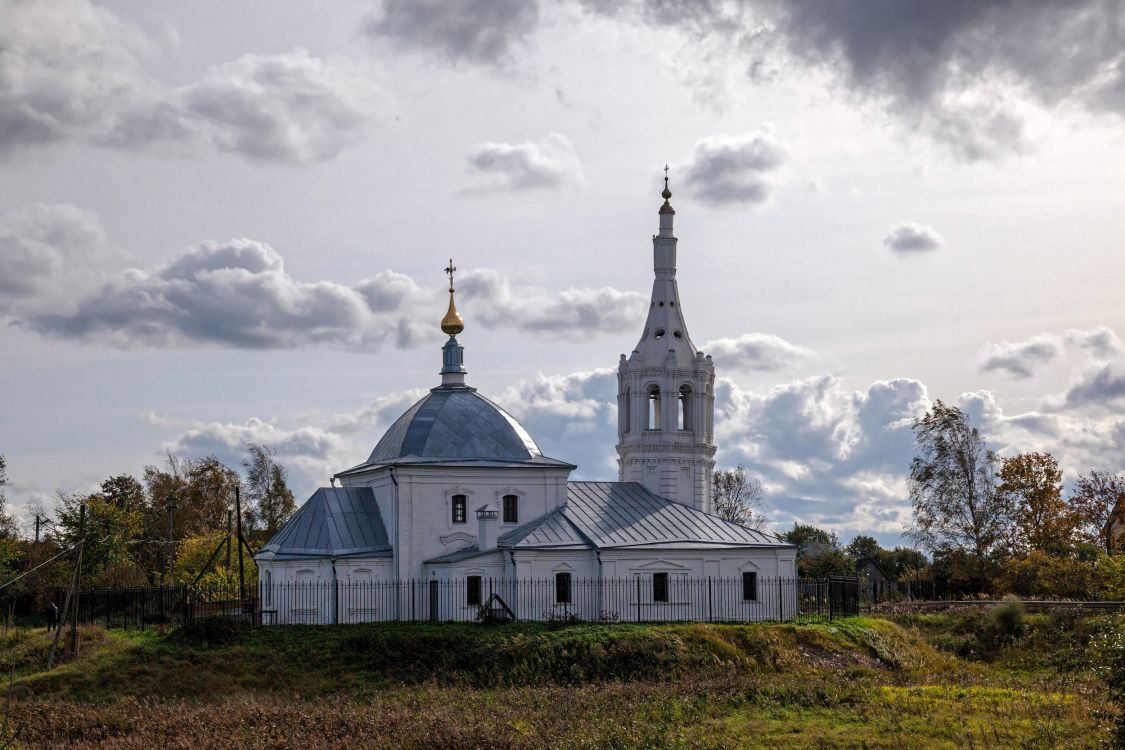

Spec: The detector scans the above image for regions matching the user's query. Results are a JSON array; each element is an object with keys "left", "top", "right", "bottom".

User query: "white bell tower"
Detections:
[{"left": 616, "top": 168, "right": 716, "bottom": 512}]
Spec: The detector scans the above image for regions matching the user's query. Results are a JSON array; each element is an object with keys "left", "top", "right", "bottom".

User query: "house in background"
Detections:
[{"left": 255, "top": 178, "right": 797, "bottom": 623}]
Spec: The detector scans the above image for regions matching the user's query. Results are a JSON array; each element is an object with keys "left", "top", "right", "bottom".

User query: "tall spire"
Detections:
[
  {"left": 439, "top": 259, "right": 467, "bottom": 387},
  {"left": 441, "top": 258, "right": 464, "bottom": 335},
  {"left": 658, "top": 165, "right": 675, "bottom": 236}
]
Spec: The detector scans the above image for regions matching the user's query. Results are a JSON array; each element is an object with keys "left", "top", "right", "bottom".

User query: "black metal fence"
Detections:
[{"left": 60, "top": 576, "right": 859, "bottom": 630}]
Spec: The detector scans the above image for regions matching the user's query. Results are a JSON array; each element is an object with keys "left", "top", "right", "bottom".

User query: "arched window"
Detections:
[
  {"left": 678, "top": 384, "right": 692, "bottom": 431},
  {"left": 502, "top": 494, "right": 519, "bottom": 524},
  {"left": 622, "top": 387, "right": 631, "bottom": 434},
  {"left": 555, "top": 572, "right": 572, "bottom": 604},
  {"left": 451, "top": 494, "right": 467, "bottom": 524},
  {"left": 646, "top": 385, "right": 661, "bottom": 430}
]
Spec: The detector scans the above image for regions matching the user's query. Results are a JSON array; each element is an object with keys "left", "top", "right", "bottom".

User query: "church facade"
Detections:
[{"left": 255, "top": 177, "right": 797, "bottom": 622}]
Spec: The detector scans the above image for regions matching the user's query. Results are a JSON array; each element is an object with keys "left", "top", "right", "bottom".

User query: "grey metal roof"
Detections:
[
  {"left": 498, "top": 506, "right": 593, "bottom": 549},
  {"left": 366, "top": 387, "right": 544, "bottom": 464},
  {"left": 497, "top": 482, "right": 791, "bottom": 551},
  {"left": 257, "top": 487, "right": 392, "bottom": 560}
]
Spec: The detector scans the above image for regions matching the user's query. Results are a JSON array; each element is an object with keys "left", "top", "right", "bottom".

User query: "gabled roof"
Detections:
[
  {"left": 488, "top": 482, "right": 792, "bottom": 554},
  {"left": 257, "top": 487, "right": 392, "bottom": 560},
  {"left": 563, "top": 482, "right": 789, "bottom": 548}
]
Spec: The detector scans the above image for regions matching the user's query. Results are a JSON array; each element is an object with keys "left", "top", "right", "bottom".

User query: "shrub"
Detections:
[
  {"left": 1094, "top": 622, "right": 1125, "bottom": 747},
  {"left": 989, "top": 596, "right": 1025, "bottom": 638}
]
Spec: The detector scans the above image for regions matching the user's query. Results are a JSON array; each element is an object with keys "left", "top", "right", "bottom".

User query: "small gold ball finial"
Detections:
[{"left": 441, "top": 258, "right": 464, "bottom": 335}]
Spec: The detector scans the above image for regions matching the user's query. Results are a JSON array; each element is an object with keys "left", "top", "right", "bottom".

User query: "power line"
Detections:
[{"left": 0, "top": 541, "right": 79, "bottom": 592}]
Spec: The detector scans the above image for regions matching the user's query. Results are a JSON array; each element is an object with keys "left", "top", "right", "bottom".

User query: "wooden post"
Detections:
[{"left": 225, "top": 510, "right": 233, "bottom": 575}]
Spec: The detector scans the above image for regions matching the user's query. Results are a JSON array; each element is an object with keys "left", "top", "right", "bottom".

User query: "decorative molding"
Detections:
[{"left": 440, "top": 532, "right": 477, "bottom": 546}]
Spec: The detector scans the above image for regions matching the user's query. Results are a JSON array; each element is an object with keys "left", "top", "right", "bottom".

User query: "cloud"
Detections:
[
  {"left": 457, "top": 268, "right": 645, "bottom": 337},
  {"left": 979, "top": 334, "right": 1062, "bottom": 379},
  {"left": 150, "top": 389, "right": 424, "bottom": 497},
  {"left": 106, "top": 50, "right": 384, "bottom": 164},
  {"left": 0, "top": 1, "right": 383, "bottom": 162},
  {"left": 883, "top": 222, "right": 942, "bottom": 255},
  {"left": 1054, "top": 363, "right": 1125, "bottom": 411},
  {"left": 703, "top": 333, "right": 814, "bottom": 372},
  {"left": 465, "top": 133, "right": 583, "bottom": 191},
  {"left": 6, "top": 210, "right": 642, "bottom": 348},
  {"left": 765, "top": 0, "right": 1125, "bottom": 160},
  {"left": 362, "top": 0, "right": 540, "bottom": 67},
  {"left": 681, "top": 132, "right": 786, "bottom": 205},
  {"left": 1065, "top": 326, "right": 1124, "bottom": 360},
  {"left": 0, "top": 204, "right": 123, "bottom": 307}
]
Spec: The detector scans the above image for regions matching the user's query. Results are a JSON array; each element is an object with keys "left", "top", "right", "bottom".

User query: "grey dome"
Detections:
[{"left": 368, "top": 387, "right": 542, "bottom": 463}]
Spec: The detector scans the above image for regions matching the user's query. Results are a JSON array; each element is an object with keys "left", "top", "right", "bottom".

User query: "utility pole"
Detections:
[
  {"left": 235, "top": 486, "right": 246, "bottom": 602},
  {"left": 225, "top": 510, "right": 233, "bottom": 575},
  {"left": 32, "top": 515, "right": 41, "bottom": 605},
  {"left": 166, "top": 503, "right": 176, "bottom": 584},
  {"left": 48, "top": 503, "right": 84, "bottom": 668}
]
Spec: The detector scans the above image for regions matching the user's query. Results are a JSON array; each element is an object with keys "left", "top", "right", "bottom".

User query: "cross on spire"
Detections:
[{"left": 444, "top": 258, "right": 456, "bottom": 292}]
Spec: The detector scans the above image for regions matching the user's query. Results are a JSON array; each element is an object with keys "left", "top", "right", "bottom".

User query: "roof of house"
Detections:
[
  {"left": 256, "top": 487, "right": 392, "bottom": 560},
  {"left": 427, "top": 481, "right": 793, "bottom": 563}
]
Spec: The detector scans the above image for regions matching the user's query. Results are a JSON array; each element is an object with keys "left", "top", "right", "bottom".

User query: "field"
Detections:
[{"left": 0, "top": 608, "right": 1117, "bottom": 749}]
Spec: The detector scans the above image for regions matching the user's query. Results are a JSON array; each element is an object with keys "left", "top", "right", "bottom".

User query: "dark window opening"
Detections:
[
  {"left": 555, "top": 572, "right": 572, "bottom": 604},
  {"left": 452, "top": 494, "right": 467, "bottom": 524},
  {"left": 742, "top": 572, "right": 758, "bottom": 601},
  {"left": 503, "top": 494, "right": 519, "bottom": 524},
  {"left": 678, "top": 384, "right": 692, "bottom": 431},
  {"left": 647, "top": 386, "right": 661, "bottom": 430},
  {"left": 653, "top": 572, "right": 669, "bottom": 602},
  {"left": 466, "top": 575, "right": 482, "bottom": 606}
]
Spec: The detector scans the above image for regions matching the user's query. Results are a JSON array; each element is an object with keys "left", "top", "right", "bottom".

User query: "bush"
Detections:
[
  {"left": 1094, "top": 622, "right": 1125, "bottom": 747},
  {"left": 988, "top": 596, "right": 1025, "bottom": 638}
]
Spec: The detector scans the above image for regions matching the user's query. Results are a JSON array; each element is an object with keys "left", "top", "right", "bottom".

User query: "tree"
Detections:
[
  {"left": 0, "top": 455, "right": 17, "bottom": 539},
  {"left": 779, "top": 523, "right": 853, "bottom": 577},
  {"left": 711, "top": 466, "right": 767, "bottom": 529},
  {"left": 55, "top": 487, "right": 145, "bottom": 587},
  {"left": 242, "top": 443, "right": 297, "bottom": 536},
  {"left": 997, "top": 452, "right": 1080, "bottom": 554},
  {"left": 845, "top": 534, "right": 882, "bottom": 561},
  {"left": 1071, "top": 470, "right": 1125, "bottom": 551},
  {"left": 907, "top": 400, "right": 1009, "bottom": 580}
]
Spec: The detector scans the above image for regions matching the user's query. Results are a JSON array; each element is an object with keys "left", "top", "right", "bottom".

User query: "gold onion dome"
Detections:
[
  {"left": 441, "top": 258, "right": 464, "bottom": 335},
  {"left": 441, "top": 292, "right": 464, "bottom": 335}
]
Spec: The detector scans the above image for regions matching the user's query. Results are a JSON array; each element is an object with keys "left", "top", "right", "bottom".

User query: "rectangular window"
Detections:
[
  {"left": 652, "top": 572, "right": 669, "bottom": 603},
  {"left": 742, "top": 571, "right": 758, "bottom": 601},
  {"left": 451, "top": 494, "right": 467, "bottom": 524},
  {"left": 502, "top": 494, "right": 519, "bottom": 524},
  {"left": 555, "top": 572, "right": 572, "bottom": 604},
  {"left": 466, "top": 575, "right": 482, "bottom": 606}
]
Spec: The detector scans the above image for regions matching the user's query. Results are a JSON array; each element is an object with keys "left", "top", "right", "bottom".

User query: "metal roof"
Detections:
[
  {"left": 499, "top": 482, "right": 791, "bottom": 551},
  {"left": 257, "top": 487, "right": 392, "bottom": 560},
  {"left": 365, "top": 387, "right": 546, "bottom": 464},
  {"left": 498, "top": 506, "right": 593, "bottom": 549}
]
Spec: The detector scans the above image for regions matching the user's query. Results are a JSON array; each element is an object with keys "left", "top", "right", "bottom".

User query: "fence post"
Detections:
[
  {"left": 707, "top": 577, "right": 713, "bottom": 623},
  {"left": 182, "top": 585, "right": 188, "bottom": 628}
]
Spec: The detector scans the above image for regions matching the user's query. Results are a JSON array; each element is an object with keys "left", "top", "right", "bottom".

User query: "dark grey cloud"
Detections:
[
  {"left": 767, "top": 0, "right": 1125, "bottom": 159},
  {"left": 465, "top": 133, "right": 583, "bottom": 191},
  {"left": 362, "top": 0, "right": 539, "bottom": 67},
  {"left": 682, "top": 132, "right": 786, "bottom": 205},
  {"left": 1057, "top": 363, "right": 1125, "bottom": 410},
  {"left": 979, "top": 334, "right": 1061, "bottom": 379},
  {"left": 703, "top": 333, "right": 814, "bottom": 372},
  {"left": 883, "top": 222, "right": 942, "bottom": 254},
  {"left": 0, "top": 2, "right": 381, "bottom": 163}
]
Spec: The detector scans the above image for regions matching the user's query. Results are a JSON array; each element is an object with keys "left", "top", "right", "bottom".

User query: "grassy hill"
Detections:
[{"left": 0, "top": 610, "right": 1117, "bottom": 749}]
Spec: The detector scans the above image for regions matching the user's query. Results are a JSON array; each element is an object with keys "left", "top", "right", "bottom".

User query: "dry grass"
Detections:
[{"left": 0, "top": 617, "right": 1114, "bottom": 749}]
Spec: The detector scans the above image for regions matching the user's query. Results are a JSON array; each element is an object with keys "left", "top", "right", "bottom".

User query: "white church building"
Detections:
[{"left": 255, "top": 176, "right": 797, "bottom": 623}]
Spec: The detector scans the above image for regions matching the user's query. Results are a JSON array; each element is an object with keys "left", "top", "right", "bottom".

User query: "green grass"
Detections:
[{"left": 0, "top": 615, "right": 1115, "bottom": 749}]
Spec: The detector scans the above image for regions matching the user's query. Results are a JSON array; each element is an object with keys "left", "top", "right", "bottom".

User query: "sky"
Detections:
[{"left": 2, "top": 0, "right": 1125, "bottom": 548}]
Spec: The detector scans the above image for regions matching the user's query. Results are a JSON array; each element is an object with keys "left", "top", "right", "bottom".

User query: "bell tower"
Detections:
[{"left": 616, "top": 168, "right": 716, "bottom": 511}]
